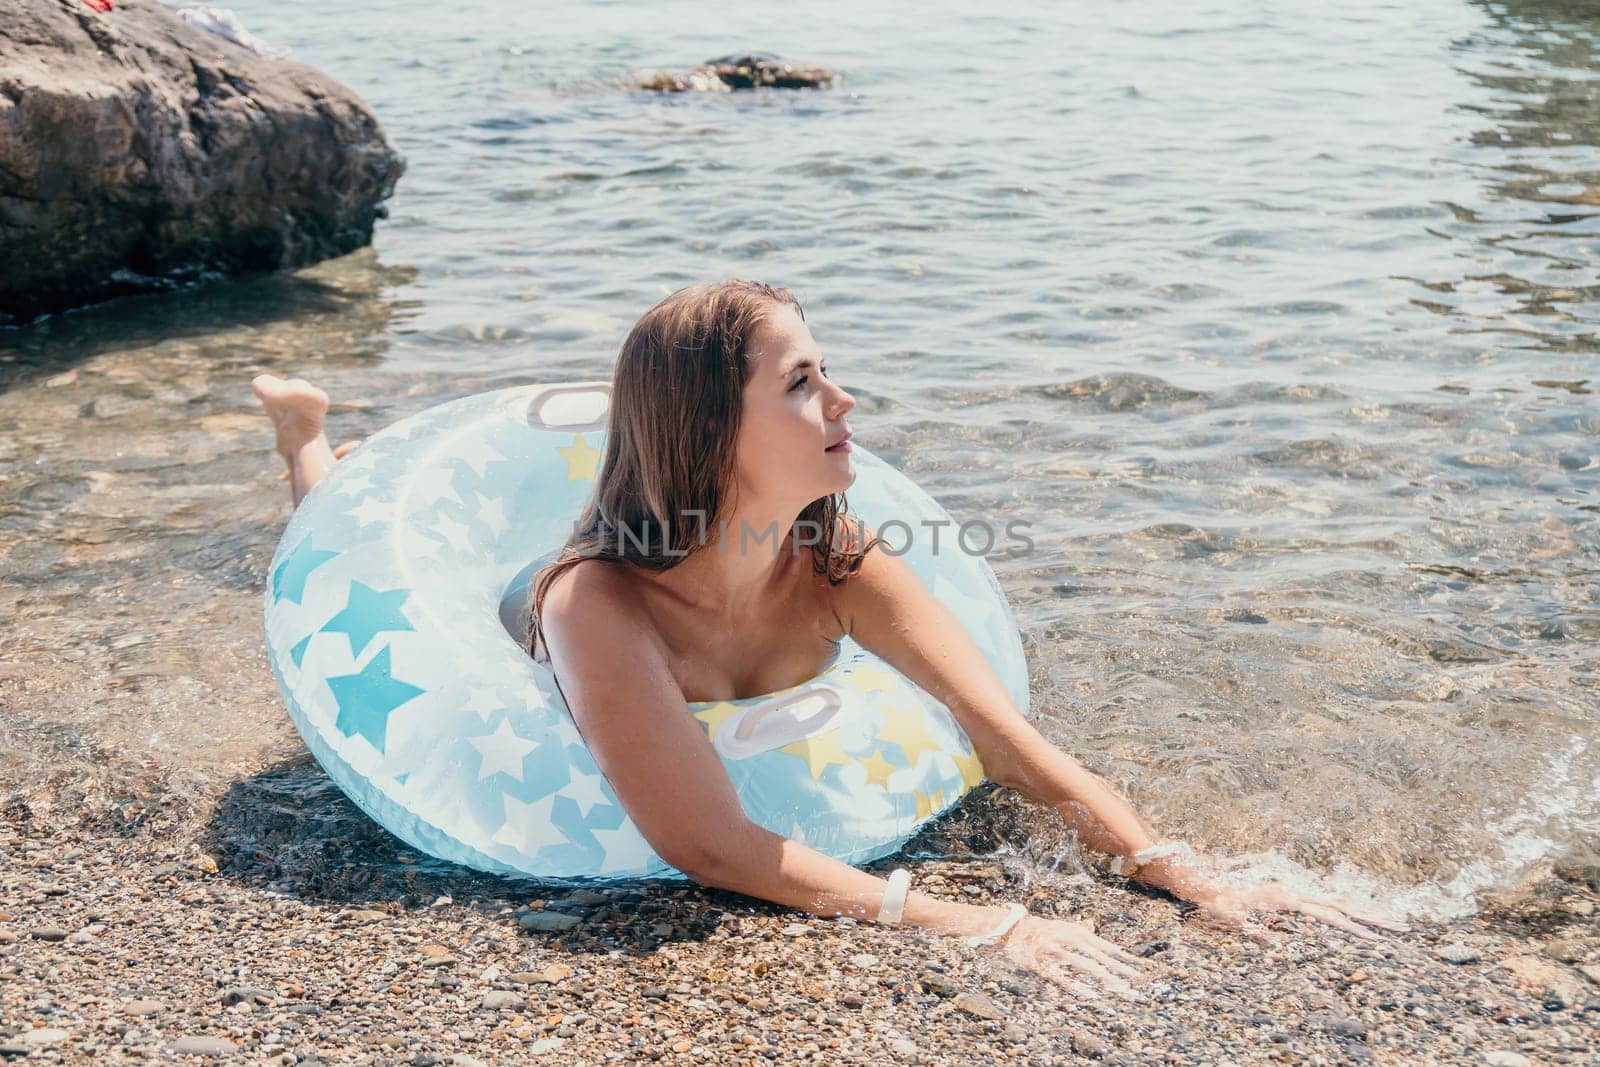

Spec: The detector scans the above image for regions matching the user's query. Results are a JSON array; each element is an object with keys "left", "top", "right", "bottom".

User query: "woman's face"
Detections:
[{"left": 733, "top": 304, "right": 857, "bottom": 511}]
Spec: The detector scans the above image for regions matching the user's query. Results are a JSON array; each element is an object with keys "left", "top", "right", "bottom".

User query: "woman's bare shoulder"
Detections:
[{"left": 542, "top": 559, "right": 642, "bottom": 631}]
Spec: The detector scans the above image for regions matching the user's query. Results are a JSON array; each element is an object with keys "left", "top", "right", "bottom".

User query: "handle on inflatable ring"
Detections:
[
  {"left": 525, "top": 383, "right": 611, "bottom": 432},
  {"left": 712, "top": 683, "right": 843, "bottom": 761}
]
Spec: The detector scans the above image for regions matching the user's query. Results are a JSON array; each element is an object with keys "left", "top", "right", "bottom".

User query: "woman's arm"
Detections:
[
  {"left": 829, "top": 522, "right": 1187, "bottom": 891},
  {"left": 830, "top": 525, "right": 1411, "bottom": 942},
  {"left": 539, "top": 562, "right": 1016, "bottom": 938}
]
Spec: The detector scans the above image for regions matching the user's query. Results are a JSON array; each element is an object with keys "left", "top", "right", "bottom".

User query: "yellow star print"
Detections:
[
  {"left": 857, "top": 749, "right": 898, "bottom": 790},
  {"left": 690, "top": 702, "right": 741, "bottom": 741},
  {"left": 877, "top": 703, "right": 945, "bottom": 770},
  {"left": 950, "top": 747, "right": 986, "bottom": 792},
  {"left": 557, "top": 434, "right": 601, "bottom": 482},
  {"left": 778, "top": 728, "right": 852, "bottom": 780},
  {"left": 843, "top": 665, "right": 902, "bottom": 694},
  {"left": 914, "top": 788, "right": 944, "bottom": 820}
]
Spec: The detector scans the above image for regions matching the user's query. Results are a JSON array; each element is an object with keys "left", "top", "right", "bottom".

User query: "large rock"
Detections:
[{"left": 0, "top": 0, "right": 404, "bottom": 325}]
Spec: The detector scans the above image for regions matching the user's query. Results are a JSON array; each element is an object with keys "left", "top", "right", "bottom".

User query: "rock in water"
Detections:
[
  {"left": 0, "top": 0, "right": 405, "bottom": 325},
  {"left": 637, "top": 53, "right": 838, "bottom": 93}
]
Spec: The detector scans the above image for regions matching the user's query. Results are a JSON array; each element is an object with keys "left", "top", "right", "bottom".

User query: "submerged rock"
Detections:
[
  {"left": 638, "top": 53, "right": 838, "bottom": 93},
  {"left": 0, "top": 0, "right": 404, "bottom": 325}
]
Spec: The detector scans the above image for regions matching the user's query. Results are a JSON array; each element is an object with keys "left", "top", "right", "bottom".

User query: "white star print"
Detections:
[
  {"left": 475, "top": 493, "right": 510, "bottom": 539},
  {"left": 411, "top": 470, "right": 462, "bottom": 510},
  {"left": 591, "top": 823, "right": 658, "bottom": 876},
  {"left": 430, "top": 513, "right": 473, "bottom": 553},
  {"left": 347, "top": 495, "right": 390, "bottom": 528},
  {"left": 332, "top": 467, "right": 376, "bottom": 498},
  {"left": 461, "top": 685, "right": 503, "bottom": 720},
  {"left": 469, "top": 718, "right": 539, "bottom": 782},
  {"left": 490, "top": 791, "right": 565, "bottom": 856},
  {"left": 520, "top": 681, "right": 556, "bottom": 714},
  {"left": 452, "top": 438, "right": 506, "bottom": 479},
  {"left": 561, "top": 765, "right": 610, "bottom": 818}
]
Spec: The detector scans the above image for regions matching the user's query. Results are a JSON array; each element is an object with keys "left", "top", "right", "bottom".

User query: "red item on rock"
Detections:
[{"left": 82, "top": 0, "right": 113, "bottom": 11}]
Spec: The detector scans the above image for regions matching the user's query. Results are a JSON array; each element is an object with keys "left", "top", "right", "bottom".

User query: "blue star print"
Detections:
[
  {"left": 327, "top": 645, "right": 425, "bottom": 753},
  {"left": 321, "top": 581, "right": 415, "bottom": 657},
  {"left": 272, "top": 535, "right": 339, "bottom": 605}
]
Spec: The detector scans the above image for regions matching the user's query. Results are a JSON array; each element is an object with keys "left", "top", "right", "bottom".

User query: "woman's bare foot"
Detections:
[
  {"left": 252, "top": 373, "right": 352, "bottom": 505},
  {"left": 252, "top": 374, "right": 331, "bottom": 462}
]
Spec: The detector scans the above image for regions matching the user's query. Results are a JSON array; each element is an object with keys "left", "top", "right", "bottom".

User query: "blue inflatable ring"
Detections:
[{"left": 263, "top": 382, "right": 1031, "bottom": 883}]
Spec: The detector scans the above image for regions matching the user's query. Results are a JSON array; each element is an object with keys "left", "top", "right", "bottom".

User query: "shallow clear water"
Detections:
[{"left": 1, "top": 0, "right": 1595, "bottom": 916}]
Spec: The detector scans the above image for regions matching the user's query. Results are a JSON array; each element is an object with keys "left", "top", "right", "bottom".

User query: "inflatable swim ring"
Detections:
[{"left": 263, "top": 382, "right": 1031, "bottom": 883}]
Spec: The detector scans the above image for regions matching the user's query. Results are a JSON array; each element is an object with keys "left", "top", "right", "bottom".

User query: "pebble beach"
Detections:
[
  {"left": 5, "top": 0, "right": 1600, "bottom": 1062},
  {"left": 2, "top": 782, "right": 1597, "bottom": 1065}
]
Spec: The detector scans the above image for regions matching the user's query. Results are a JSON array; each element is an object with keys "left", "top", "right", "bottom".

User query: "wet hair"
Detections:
[{"left": 525, "top": 279, "right": 880, "bottom": 661}]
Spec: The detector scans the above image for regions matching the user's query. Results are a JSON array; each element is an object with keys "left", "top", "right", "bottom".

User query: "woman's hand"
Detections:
[
  {"left": 1131, "top": 851, "right": 1409, "bottom": 945},
  {"left": 989, "top": 913, "right": 1150, "bottom": 1001},
  {"left": 1186, "top": 879, "right": 1411, "bottom": 944}
]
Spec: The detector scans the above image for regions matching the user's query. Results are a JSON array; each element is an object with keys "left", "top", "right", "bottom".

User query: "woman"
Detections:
[{"left": 255, "top": 280, "right": 1405, "bottom": 1000}]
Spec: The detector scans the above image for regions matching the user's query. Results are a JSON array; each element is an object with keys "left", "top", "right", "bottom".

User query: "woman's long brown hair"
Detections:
[{"left": 525, "top": 279, "right": 880, "bottom": 661}]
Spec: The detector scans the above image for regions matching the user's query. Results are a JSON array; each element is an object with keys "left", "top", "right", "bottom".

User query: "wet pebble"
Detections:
[
  {"left": 170, "top": 1035, "right": 237, "bottom": 1057},
  {"left": 1437, "top": 943, "right": 1481, "bottom": 964},
  {"left": 518, "top": 911, "right": 580, "bottom": 933}
]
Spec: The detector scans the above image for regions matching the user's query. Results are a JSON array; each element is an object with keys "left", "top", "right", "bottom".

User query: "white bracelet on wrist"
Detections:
[
  {"left": 965, "top": 902, "right": 1027, "bottom": 947},
  {"left": 877, "top": 868, "right": 910, "bottom": 925}
]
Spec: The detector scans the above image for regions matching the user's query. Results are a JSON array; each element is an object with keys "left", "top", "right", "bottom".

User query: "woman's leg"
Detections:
[{"left": 251, "top": 374, "right": 358, "bottom": 506}]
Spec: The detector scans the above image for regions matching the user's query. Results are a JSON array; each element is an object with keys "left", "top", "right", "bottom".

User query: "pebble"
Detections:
[
  {"left": 28, "top": 926, "right": 67, "bottom": 942},
  {"left": 122, "top": 999, "right": 164, "bottom": 1016},
  {"left": 481, "top": 990, "right": 525, "bottom": 1012},
  {"left": 518, "top": 911, "right": 581, "bottom": 933},
  {"left": 513, "top": 963, "right": 573, "bottom": 985},
  {"left": 1483, "top": 1053, "right": 1529, "bottom": 1067},
  {"left": 170, "top": 1035, "right": 237, "bottom": 1057},
  {"left": 780, "top": 922, "right": 811, "bottom": 936},
  {"left": 1436, "top": 943, "right": 1480, "bottom": 964},
  {"left": 1542, "top": 939, "right": 1584, "bottom": 963},
  {"left": 953, "top": 991, "right": 1006, "bottom": 1020},
  {"left": 18, "top": 1029, "right": 70, "bottom": 1048},
  {"left": 1072, "top": 1031, "right": 1109, "bottom": 1057}
]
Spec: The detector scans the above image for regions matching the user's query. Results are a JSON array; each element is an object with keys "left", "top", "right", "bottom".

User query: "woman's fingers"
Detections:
[
  {"left": 1078, "top": 943, "right": 1141, "bottom": 979},
  {"left": 1056, "top": 951, "right": 1137, "bottom": 997},
  {"left": 332, "top": 440, "right": 361, "bottom": 458},
  {"left": 1042, "top": 962, "right": 1101, "bottom": 1000},
  {"left": 1342, "top": 907, "right": 1410, "bottom": 934},
  {"left": 1102, "top": 942, "right": 1148, "bottom": 969},
  {"left": 1295, "top": 901, "right": 1387, "bottom": 941}
]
